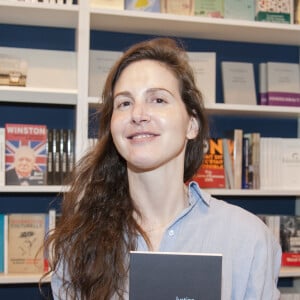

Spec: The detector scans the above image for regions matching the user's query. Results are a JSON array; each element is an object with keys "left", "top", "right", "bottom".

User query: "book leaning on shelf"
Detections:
[
  {"left": 259, "top": 62, "right": 300, "bottom": 107},
  {"left": 125, "top": 0, "right": 161, "bottom": 11},
  {"left": 5, "top": 123, "right": 47, "bottom": 186},
  {"left": 0, "top": 210, "right": 56, "bottom": 274},
  {"left": 258, "top": 214, "right": 300, "bottom": 267},
  {"left": 221, "top": 61, "right": 257, "bottom": 105},
  {"left": 192, "top": 138, "right": 226, "bottom": 189}
]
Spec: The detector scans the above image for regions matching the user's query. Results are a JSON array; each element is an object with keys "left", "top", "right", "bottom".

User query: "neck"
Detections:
[{"left": 129, "top": 173, "right": 189, "bottom": 232}]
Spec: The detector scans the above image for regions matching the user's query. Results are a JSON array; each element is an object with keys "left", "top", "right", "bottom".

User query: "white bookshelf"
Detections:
[{"left": 0, "top": 1, "right": 300, "bottom": 288}]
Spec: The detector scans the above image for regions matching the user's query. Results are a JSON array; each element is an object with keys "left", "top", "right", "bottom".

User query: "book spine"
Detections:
[
  {"left": 0, "top": 128, "right": 4, "bottom": 186},
  {"left": 0, "top": 214, "right": 4, "bottom": 273},
  {"left": 258, "top": 63, "right": 268, "bottom": 105},
  {"left": 47, "top": 129, "right": 54, "bottom": 185},
  {"left": 60, "top": 129, "right": 68, "bottom": 185},
  {"left": 67, "top": 129, "right": 75, "bottom": 177},
  {"left": 53, "top": 129, "right": 61, "bottom": 185}
]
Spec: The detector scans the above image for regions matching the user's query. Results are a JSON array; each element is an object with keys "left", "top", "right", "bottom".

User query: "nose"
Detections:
[{"left": 131, "top": 102, "right": 150, "bottom": 124}]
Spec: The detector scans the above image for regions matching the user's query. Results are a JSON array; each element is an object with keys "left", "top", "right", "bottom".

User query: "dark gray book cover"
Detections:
[{"left": 129, "top": 251, "right": 222, "bottom": 300}]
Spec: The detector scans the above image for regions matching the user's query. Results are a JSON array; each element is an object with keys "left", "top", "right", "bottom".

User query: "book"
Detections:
[
  {"left": 89, "top": 0, "right": 124, "bottom": 9},
  {"left": 129, "top": 251, "right": 222, "bottom": 300},
  {"left": 7, "top": 213, "right": 47, "bottom": 273},
  {"left": 223, "top": 129, "right": 243, "bottom": 189},
  {"left": 222, "top": 138, "right": 234, "bottom": 189},
  {"left": 47, "top": 129, "right": 54, "bottom": 185},
  {"left": 89, "top": 50, "right": 123, "bottom": 97},
  {"left": 295, "top": 0, "right": 300, "bottom": 23},
  {"left": 224, "top": 0, "right": 255, "bottom": 20},
  {"left": 194, "top": 0, "right": 224, "bottom": 17},
  {"left": 5, "top": 123, "right": 47, "bottom": 186},
  {"left": 258, "top": 62, "right": 268, "bottom": 105},
  {"left": 67, "top": 129, "right": 75, "bottom": 177},
  {"left": 280, "top": 215, "right": 300, "bottom": 266},
  {"left": 242, "top": 136, "right": 250, "bottom": 189},
  {"left": 0, "top": 128, "right": 4, "bottom": 186},
  {"left": 161, "top": 0, "right": 194, "bottom": 15},
  {"left": 60, "top": 129, "right": 68, "bottom": 184},
  {"left": 125, "top": 0, "right": 160, "bottom": 11},
  {"left": 221, "top": 61, "right": 257, "bottom": 105},
  {"left": 192, "top": 138, "right": 226, "bottom": 188},
  {"left": 0, "top": 54, "right": 27, "bottom": 87},
  {"left": 281, "top": 138, "right": 300, "bottom": 189},
  {"left": 255, "top": 0, "right": 293, "bottom": 23},
  {"left": 0, "top": 214, "right": 5, "bottom": 273},
  {"left": 187, "top": 52, "right": 216, "bottom": 104},
  {"left": 53, "top": 129, "right": 61, "bottom": 185},
  {"left": 266, "top": 62, "right": 300, "bottom": 107},
  {"left": 243, "top": 132, "right": 260, "bottom": 189}
]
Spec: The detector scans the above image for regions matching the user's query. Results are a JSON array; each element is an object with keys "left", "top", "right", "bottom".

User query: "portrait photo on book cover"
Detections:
[{"left": 5, "top": 142, "right": 47, "bottom": 186}]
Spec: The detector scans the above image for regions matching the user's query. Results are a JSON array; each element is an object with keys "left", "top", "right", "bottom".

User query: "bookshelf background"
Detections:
[{"left": 0, "top": 1, "right": 300, "bottom": 298}]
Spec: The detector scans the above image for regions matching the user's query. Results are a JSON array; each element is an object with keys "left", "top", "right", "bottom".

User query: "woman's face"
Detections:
[{"left": 111, "top": 59, "right": 198, "bottom": 172}]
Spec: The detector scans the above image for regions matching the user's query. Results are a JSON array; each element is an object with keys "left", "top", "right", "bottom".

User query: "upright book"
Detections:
[
  {"left": 7, "top": 213, "right": 47, "bottom": 273},
  {"left": 187, "top": 52, "right": 216, "bottom": 105},
  {"left": 194, "top": 0, "right": 224, "bottom": 17},
  {"left": 161, "top": 0, "right": 194, "bottom": 15},
  {"left": 221, "top": 61, "right": 257, "bottom": 105},
  {"left": 129, "top": 251, "right": 222, "bottom": 300},
  {"left": 192, "top": 138, "right": 226, "bottom": 188},
  {"left": 5, "top": 123, "right": 47, "bottom": 185},
  {"left": 266, "top": 62, "right": 300, "bottom": 107},
  {"left": 125, "top": 0, "right": 161, "bottom": 11}
]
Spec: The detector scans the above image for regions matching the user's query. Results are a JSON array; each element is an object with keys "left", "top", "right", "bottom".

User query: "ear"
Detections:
[{"left": 186, "top": 117, "right": 199, "bottom": 140}]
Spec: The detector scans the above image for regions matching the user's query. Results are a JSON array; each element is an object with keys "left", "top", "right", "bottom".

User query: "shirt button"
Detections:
[{"left": 168, "top": 230, "right": 175, "bottom": 237}]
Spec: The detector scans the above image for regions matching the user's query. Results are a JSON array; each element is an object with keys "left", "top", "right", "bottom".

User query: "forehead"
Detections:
[{"left": 115, "top": 59, "right": 179, "bottom": 90}]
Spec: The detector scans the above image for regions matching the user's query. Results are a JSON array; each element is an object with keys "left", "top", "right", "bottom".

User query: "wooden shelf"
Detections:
[
  {"left": 0, "top": 2, "right": 79, "bottom": 28},
  {"left": 90, "top": 8, "right": 300, "bottom": 46},
  {"left": 280, "top": 267, "right": 300, "bottom": 278}
]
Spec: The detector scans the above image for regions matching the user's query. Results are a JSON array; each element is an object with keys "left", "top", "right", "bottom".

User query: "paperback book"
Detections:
[
  {"left": 187, "top": 52, "right": 216, "bottom": 105},
  {"left": 161, "top": 0, "right": 194, "bottom": 15},
  {"left": 224, "top": 0, "right": 255, "bottom": 20},
  {"left": 125, "top": 0, "right": 160, "bottom": 11},
  {"left": 255, "top": 0, "right": 293, "bottom": 23},
  {"left": 221, "top": 61, "right": 257, "bottom": 105},
  {"left": 192, "top": 138, "right": 226, "bottom": 188},
  {"left": 266, "top": 62, "right": 300, "bottom": 107},
  {"left": 89, "top": 0, "right": 124, "bottom": 9},
  {"left": 5, "top": 123, "right": 47, "bottom": 185},
  {"left": 7, "top": 213, "right": 47, "bottom": 273},
  {"left": 194, "top": 0, "right": 224, "bottom": 17}
]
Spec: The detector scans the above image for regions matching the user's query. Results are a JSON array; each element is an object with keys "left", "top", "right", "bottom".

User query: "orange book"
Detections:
[{"left": 192, "top": 138, "right": 226, "bottom": 188}]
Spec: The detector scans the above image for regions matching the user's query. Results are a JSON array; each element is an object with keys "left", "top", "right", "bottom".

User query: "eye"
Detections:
[
  {"left": 154, "top": 98, "right": 166, "bottom": 104},
  {"left": 114, "top": 96, "right": 133, "bottom": 110}
]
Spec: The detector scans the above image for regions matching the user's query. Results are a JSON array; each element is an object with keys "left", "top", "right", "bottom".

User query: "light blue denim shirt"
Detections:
[{"left": 52, "top": 181, "right": 282, "bottom": 299}]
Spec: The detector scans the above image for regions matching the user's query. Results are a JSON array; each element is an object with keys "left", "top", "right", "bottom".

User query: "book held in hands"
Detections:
[{"left": 129, "top": 251, "right": 222, "bottom": 300}]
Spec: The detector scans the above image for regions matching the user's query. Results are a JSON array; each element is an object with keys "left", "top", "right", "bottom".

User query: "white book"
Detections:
[
  {"left": 281, "top": 138, "right": 300, "bottom": 189},
  {"left": 266, "top": 62, "right": 300, "bottom": 107},
  {"left": 89, "top": 50, "right": 123, "bottom": 98},
  {"left": 224, "top": 0, "right": 255, "bottom": 21},
  {"left": 221, "top": 61, "right": 257, "bottom": 105},
  {"left": 187, "top": 52, "right": 216, "bottom": 105},
  {"left": 90, "top": 0, "right": 124, "bottom": 9},
  {"left": 0, "top": 128, "right": 4, "bottom": 186}
]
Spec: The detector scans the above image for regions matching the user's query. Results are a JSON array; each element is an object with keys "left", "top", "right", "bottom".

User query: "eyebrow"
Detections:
[{"left": 114, "top": 87, "right": 175, "bottom": 99}]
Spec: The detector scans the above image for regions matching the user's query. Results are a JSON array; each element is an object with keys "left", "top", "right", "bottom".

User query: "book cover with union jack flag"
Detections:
[{"left": 5, "top": 123, "right": 47, "bottom": 185}]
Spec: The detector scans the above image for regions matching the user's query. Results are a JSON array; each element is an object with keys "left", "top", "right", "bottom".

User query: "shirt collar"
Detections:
[{"left": 188, "top": 181, "right": 211, "bottom": 207}]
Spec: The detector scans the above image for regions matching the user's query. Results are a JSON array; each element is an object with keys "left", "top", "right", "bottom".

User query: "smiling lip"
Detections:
[{"left": 127, "top": 132, "right": 160, "bottom": 141}]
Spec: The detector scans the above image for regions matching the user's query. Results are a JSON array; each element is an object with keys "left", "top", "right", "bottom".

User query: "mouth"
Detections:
[{"left": 127, "top": 132, "right": 159, "bottom": 141}]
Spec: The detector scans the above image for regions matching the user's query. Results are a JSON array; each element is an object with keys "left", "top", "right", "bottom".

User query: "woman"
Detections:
[{"left": 46, "top": 37, "right": 281, "bottom": 299}]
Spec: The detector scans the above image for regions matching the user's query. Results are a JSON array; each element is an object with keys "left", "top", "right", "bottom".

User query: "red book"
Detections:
[
  {"left": 192, "top": 138, "right": 226, "bottom": 188},
  {"left": 5, "top": 123, "right": 47, "bottom": 185}
]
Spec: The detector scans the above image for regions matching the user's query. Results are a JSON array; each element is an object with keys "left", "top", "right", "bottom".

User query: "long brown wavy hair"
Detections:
[{"left": 43, "top": 37, "right": 209, "bottom": 299}]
